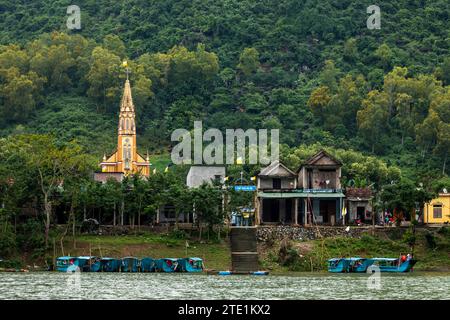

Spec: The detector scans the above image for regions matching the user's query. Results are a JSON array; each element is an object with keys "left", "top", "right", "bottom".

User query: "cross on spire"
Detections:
[{"left": 122, "top": 60, "right": 131, "bottom": 80}]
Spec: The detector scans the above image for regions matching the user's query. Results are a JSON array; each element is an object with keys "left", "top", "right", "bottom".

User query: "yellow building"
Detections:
[
  {"left": 423, "top": 192, "right": 450, "bottom": 224},
  {"left": 96, "top": 78, "right": 151, "bottom": 180}
]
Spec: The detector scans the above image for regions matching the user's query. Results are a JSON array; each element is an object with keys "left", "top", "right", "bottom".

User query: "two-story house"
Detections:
[
  {"left": 256, "top": 160, "right": 298, "bottom": 224},
  {"left": 256, "top": 150, "right": 345, "bottom": 226}
]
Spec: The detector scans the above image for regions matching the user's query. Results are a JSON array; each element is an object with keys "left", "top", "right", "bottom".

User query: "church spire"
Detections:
[
  {"left": 118, "top": 79, "right": 136, "bottom": 135},
  {"left": 95, "top": 65, "right": 151, "bottom": 179}
]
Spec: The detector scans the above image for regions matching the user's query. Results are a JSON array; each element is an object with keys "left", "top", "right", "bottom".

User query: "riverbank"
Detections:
[{"left": 1, "top": 226, "right": 449, "bottom": 273}]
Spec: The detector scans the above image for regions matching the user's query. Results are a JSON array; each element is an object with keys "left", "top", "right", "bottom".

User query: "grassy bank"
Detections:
[
  {"left": 260, "top": 227, "right": 450, "bottom": 273},
  {"left": 55, "top": 233, "right": 230, "bottom": 271},
  {"left": 2, "top": 227, "right": 449, "bottom": 273}
]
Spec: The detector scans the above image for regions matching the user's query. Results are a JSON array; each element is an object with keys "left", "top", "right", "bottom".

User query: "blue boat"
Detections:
[
  {"left": 348, "top": 257, "right": 375, "bottom": 273},
  {"left": 99, "top": 258, "right": 121, "bottom": 272},
  {"left": 140, "top": 258, "right": 156, "bottom": 272},
  {"left": 328, "top": 257, "right": 417, "bottom": 273},
  {"left": 56, "top": 256, "right": 78, "bottom": 272},
  {"left": 328, "top": 258, "right": 351, "bottom": 273},
  {"left": 76, "top": 256, "right": 101, "bottom": 272},
  {"left": 156, "top": 258, "right": 180, "bottom": 272},
  {"left": 370, "top": 258, "right": 416, "bottom": 273},
  {"left": 177, "top": 257, "right": 204, "bottom": 273},
  {"left": 121, "top": 257, "right": 140, "bottom": 272}
]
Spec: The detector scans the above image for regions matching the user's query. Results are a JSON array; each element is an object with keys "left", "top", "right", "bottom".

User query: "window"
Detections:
[
  {"left": 273, "top": 178, "right": 281, "bottom": 189},
  {"left": 433, "top": 205, "right": 442, "bottom": 219}
]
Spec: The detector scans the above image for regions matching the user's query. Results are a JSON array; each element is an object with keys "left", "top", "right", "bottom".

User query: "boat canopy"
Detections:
[
  {"left": 187, "top": 257, "right": 202, "bottom": 261},
  {"left": 328, "top": 258, "right": 341, "bottom": 262},
  {"left": 371, "top": 258, "right": 399, "bottom": 261},
  {"left": 57, "top": 256, "right": 75, "bottom": 260}
]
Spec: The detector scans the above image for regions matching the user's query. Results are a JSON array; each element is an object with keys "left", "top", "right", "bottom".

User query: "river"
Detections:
[{"left": 0, "top": 272, "right": 449, "bottom": 299}]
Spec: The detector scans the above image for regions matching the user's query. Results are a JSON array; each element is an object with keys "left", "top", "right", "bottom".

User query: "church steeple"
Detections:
[
  {"left": 118, "top": 80, "right": 136, "bottom": 136},
  {"left": 96, "top": 72, "right": 151, "bottom": 178}
]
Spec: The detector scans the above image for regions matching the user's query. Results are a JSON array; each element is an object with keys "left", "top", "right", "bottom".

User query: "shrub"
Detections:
[
  {"left": 16, "top": 219, "right": 45, "bottom": 253},
  {"left": 424, "top": 232, "right": 437, "bottom": 249},
  {"left": 0, "top": 224, "right": 16, "bottom": 257}
]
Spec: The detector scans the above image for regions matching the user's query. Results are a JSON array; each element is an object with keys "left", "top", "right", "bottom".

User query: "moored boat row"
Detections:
[
  {"left": 328, "top": 257, "right": 416, "bottom": 273},
  {"left": 56, "top": 256, "right": 204, "bottom": 273}
]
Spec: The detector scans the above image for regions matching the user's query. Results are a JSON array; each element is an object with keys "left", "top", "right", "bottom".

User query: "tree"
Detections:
[
  {"left": 375, "top": 43, "right": 393, "bottom": 70},
  {"left": 102, "top": 178, "right": 122, "bottom": 226},
  {"left": 86, "top": 46, "right": 121, "bottom": 112},
  {"left": 380, "top": 179, "right": 433, "bottom": 223},
  {"left": 0, "top": 68, "right": 45, "bottom": 122},
  {"left": 103, "top": 34, "right": 126, "bottom": 59},
  {"left": 237, "top": 48, "right": 260, "bottom": 77},
  {"left": 13, "top": 135, "right": 93, "bottom": 246},
  {"left": 357, "top": 90, "right": 389, "bottom": 153},
  {"left": 29, "top": 44, "right": 76, "bottom": 91},
  {"left": 192, "top": 183, "right": 223, "bottom": 241},
  {"left": 343, "top": 38, "right": 357, "bottom": 62},
  {"left": 307, "top": 86, "right": 331, "bottom": 124},
  {"left": 416, "top": 88, "right": 450, "bottom": 173},
  {"left": 319, "top": 60, "right": 340, "bottom": 91}
]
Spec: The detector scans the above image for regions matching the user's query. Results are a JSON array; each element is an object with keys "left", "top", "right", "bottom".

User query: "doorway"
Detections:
[{"left": 319, "top": 200, "right": 336, "bottom": 224}]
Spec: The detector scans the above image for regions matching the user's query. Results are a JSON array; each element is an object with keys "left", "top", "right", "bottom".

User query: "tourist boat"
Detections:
[
  {"left": 348, "top": 257, "right": 375, "bottom": 273},
  {"left": 99, "top": 258, "right": 121, "bottom": 272},
  {"left": 76, "top": 256, "right": 101, "bottom": 272},
  {"left": 156, "top": 258, "right": 180, "bottom": 272},
  {"left": 327, "top": 258, "right": 351, "bottom": 273},
  {"left": 56, "top": 256, "right": 78, "bottom": 272},
  {"left": 121, "top": 257, "right": 140, "bottom": 272},
  {"left": 140, "top": 257, "right": 156, "bottom": 272},
  {"left": 177, "top": 257, "right": 204, "bottom": 273},
  {"left": 370, "top": 258, "right": 416, "bottom": 272},
  {"left": 328, "top": 257, "right": 417, "bottom": 273}
]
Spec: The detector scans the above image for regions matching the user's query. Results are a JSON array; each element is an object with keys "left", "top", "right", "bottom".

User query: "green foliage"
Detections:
[
  {"left": 402, "top": 229, "right": 416, "bottom": 247},
  {"left": 15, "top": 219, "right": 45, "bottom": 255},
  {"left": 424, "top": 231, "right": 437, "bottom": 249},
  {"left": 0, "top": 209, "right": 16, "bottom": 257}
]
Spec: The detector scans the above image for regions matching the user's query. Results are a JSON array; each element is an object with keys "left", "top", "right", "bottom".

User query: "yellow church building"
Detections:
[
  {"left": 423, "top": 192, "right": 450, "bottom": 224},
  {"left": 94, "top": 78, "right": 151, "bottom": 182}
]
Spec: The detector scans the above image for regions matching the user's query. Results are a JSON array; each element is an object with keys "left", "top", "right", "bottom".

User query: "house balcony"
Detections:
[{"left": 258, "top": 188, "right": 342, "bottom": 193}]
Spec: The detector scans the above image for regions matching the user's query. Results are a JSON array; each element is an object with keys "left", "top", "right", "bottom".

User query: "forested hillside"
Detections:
[{"left": 0, "top": 0, "right": 449, "bottom": 180}]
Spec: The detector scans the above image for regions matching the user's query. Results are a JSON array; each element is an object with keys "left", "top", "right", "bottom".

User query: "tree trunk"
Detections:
[
  {"left": 113, "top": 202, "right": 116, "bottom": 226},
  {"left": 443, "top": 153, "right": 447, "bottom": 175},
  {"left": 121, "top": 200, "right": 124, "bottom": 226},
  {"left": 72, "top": 203, "right": 76, "bottom": 238},
  {"left": 44, "top": 194, "right": 51, "bottom": 248},
  {"left": 138, "top": 210, "right": 141, "bottom": 231}
]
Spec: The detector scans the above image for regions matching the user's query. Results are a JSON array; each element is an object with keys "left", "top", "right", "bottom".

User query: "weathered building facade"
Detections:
[{"left": 256, "top": 150, "right": 346, "bottom": 226}]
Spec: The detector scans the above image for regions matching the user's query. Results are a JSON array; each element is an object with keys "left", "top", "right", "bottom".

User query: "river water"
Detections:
[{"left": 0, "top": 272, "right": 449, "bottom": 300}]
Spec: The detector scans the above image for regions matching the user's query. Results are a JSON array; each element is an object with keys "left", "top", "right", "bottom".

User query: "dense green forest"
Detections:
[
  {"left": 0, "top": 0, "right": 449, "bottom": 261},
  {"left": 0, "top": 0, "right": 448, "bottom": 179}
]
